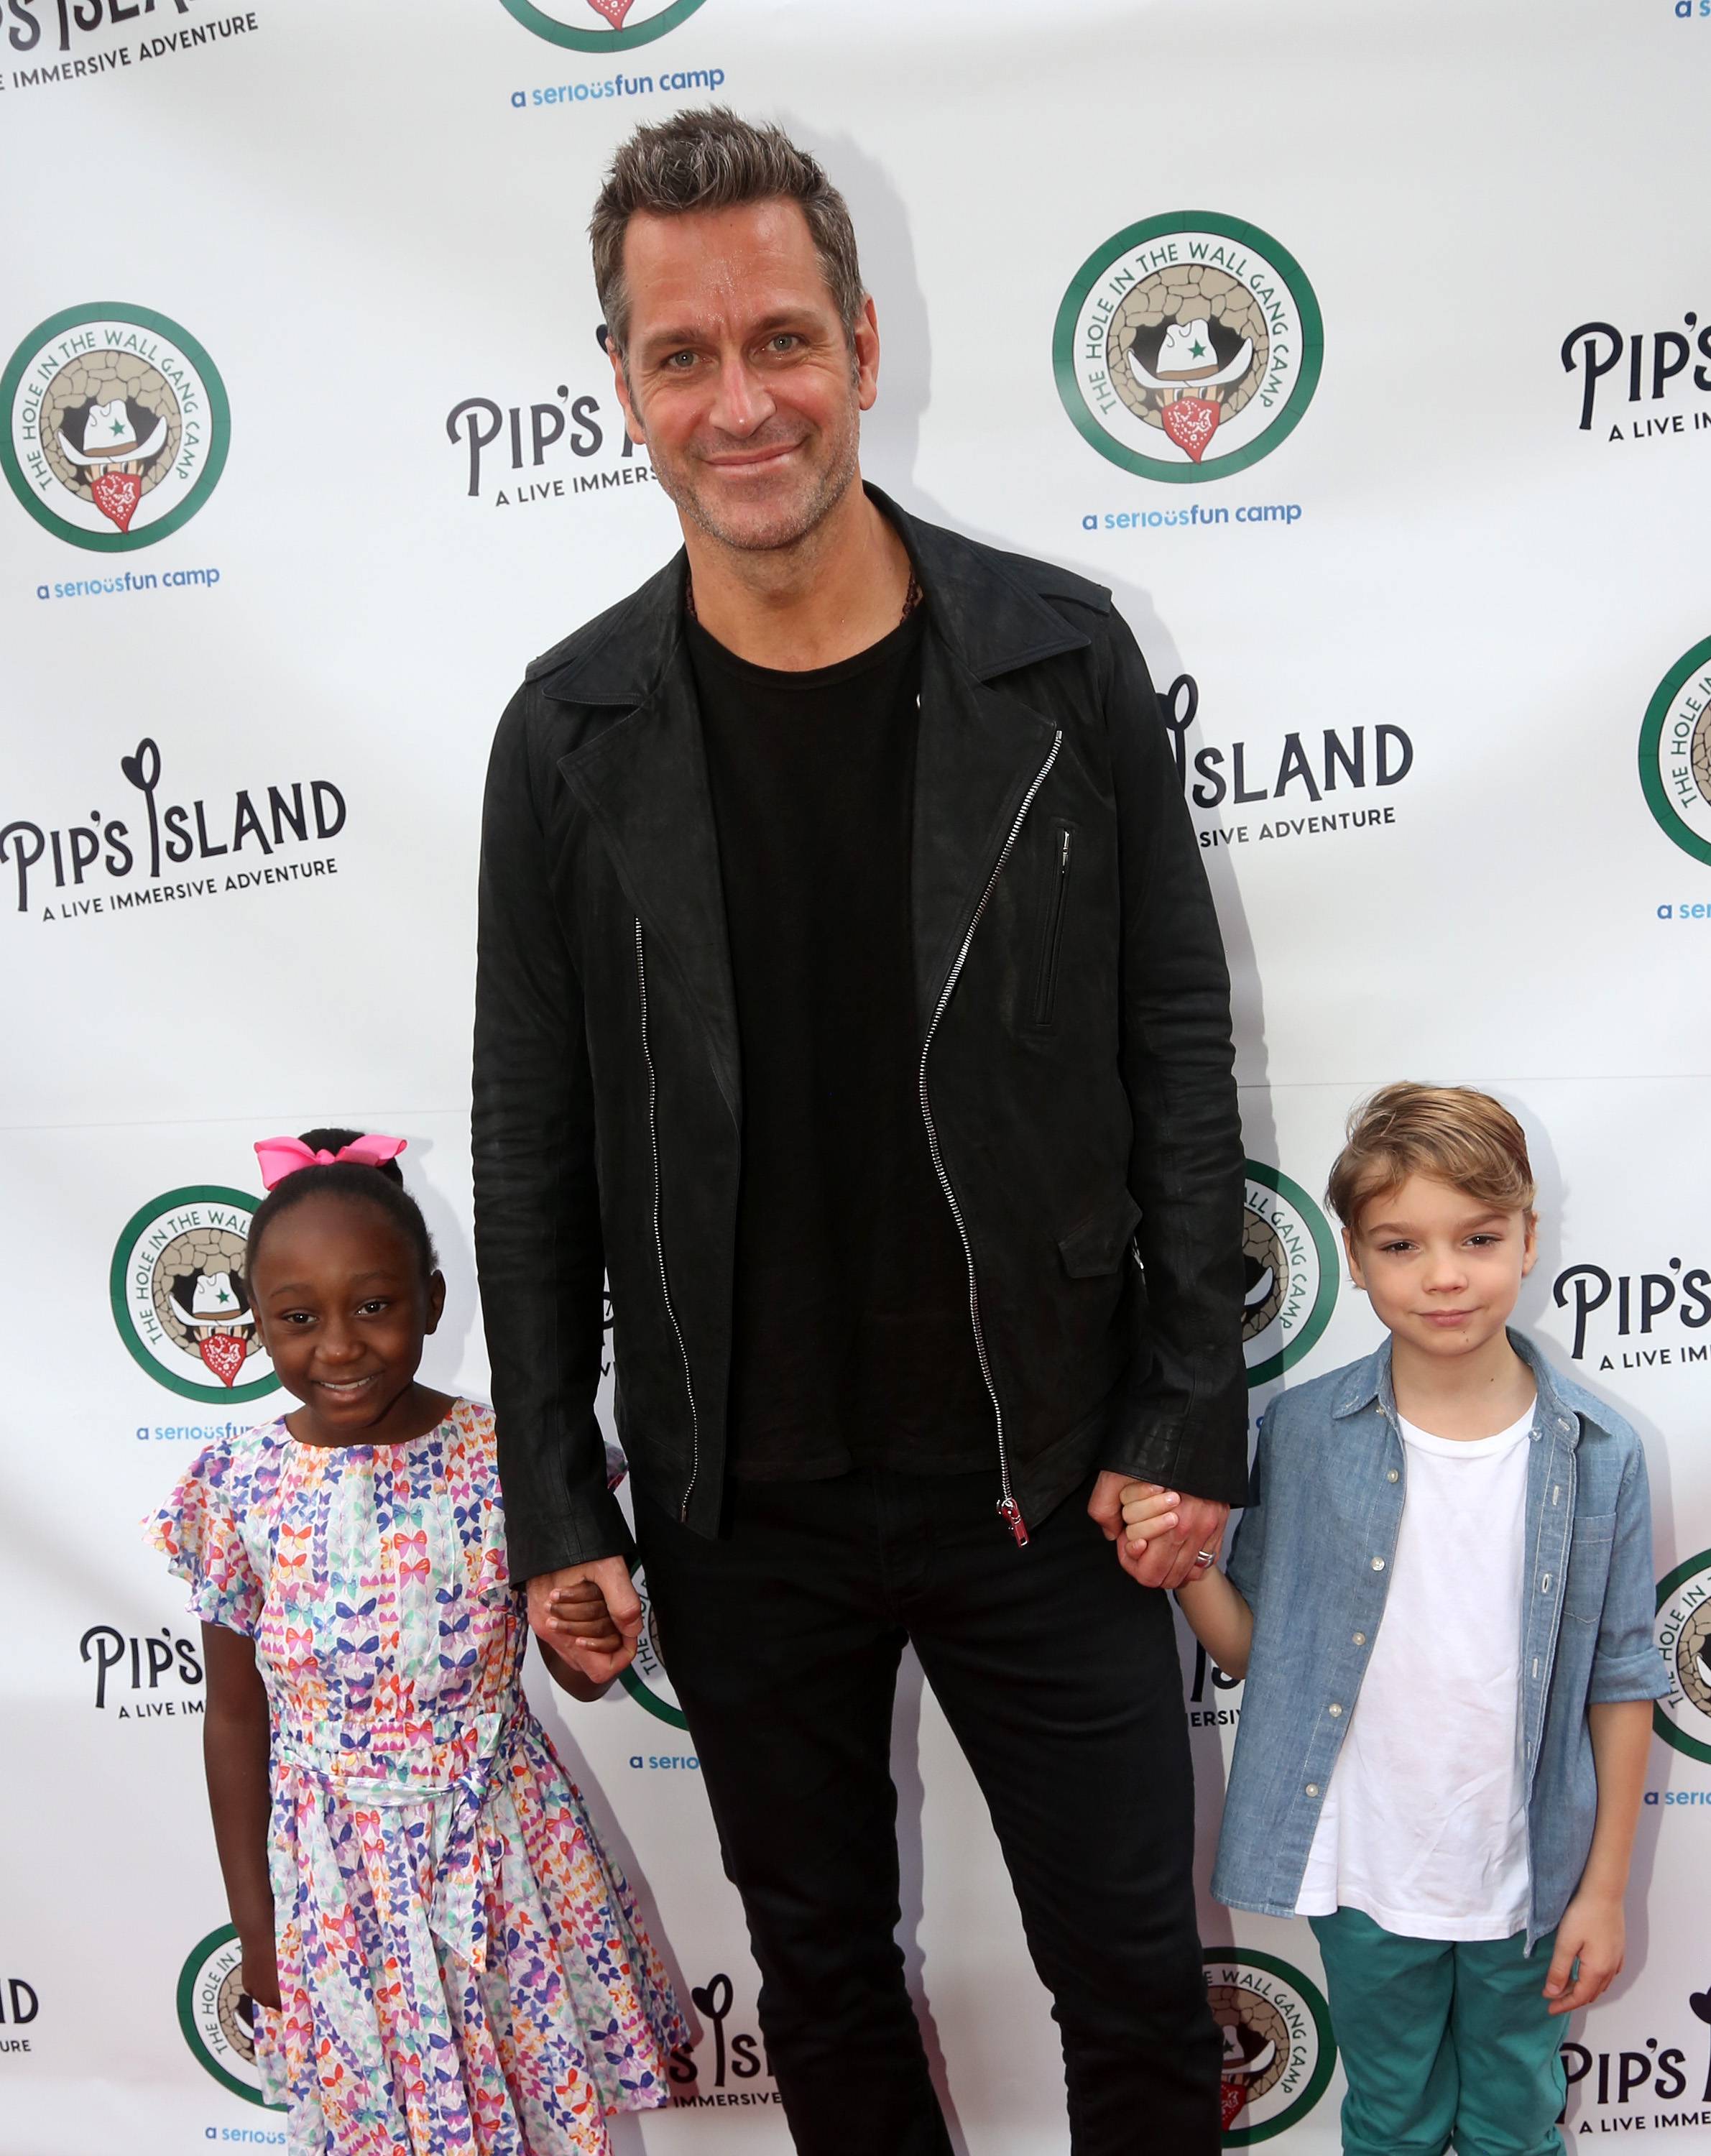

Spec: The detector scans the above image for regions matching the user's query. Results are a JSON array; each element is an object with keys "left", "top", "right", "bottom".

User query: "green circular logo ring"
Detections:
[
  {"left": 1638, "top": 635, "right": 1711, "bottom": 868},
  {"left": 619, "top": 1664, "right": 691, "bottom": 1728},
  {"left": 1654, "top": 1547, "right": 1711, "bottom": 1764},
  {"left": 1204, "top": 1945, "right": 1337, "bottom": 2145},
  {"left": 110, "top": 1184, "right": 279, "bottom": 1405},
  {"left": 2, "top": 303, "right": 229, "bottom": 552},
  {"left": 499, "top": 0, "right": 709, "bottom": 51},
  {"left": 1053, "top": 213, "right": 1322, "bottom": 484},
  {"left": 1242, "top": 1161, "right": 1338, "bottom": 1388},
  {"left": 619, "top": 1562, "right": 691, "bottom": 1728},
  {"left": 177, "top": 1923, "right": 285, "bottom": 2109}
]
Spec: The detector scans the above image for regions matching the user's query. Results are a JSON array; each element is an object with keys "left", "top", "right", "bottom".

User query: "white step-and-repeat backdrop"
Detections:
[{"left": 2, "top": 1, "right": 1708, "bottom": 2150}]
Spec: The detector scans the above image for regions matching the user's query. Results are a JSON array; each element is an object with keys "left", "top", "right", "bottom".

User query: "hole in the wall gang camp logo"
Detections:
[
  {"left": 1655, "top": 1549, "right": 1711, "bottom": 1764},
  {"left": 1053, "top": 216, "right": 1322, "bottom": 483},
  {"left": 1204, "top": 1948, "right": 1336, "bottom": 2146},
  {"left": 1638, "top": 635, "right": 1711, "bottom": 867},
  {"left": 176, "top": 1926, "right": 284, "bottom": 2110},
  {"left": 110, "top": 1185, "right": 278, "bottom": 1405},
  {"left": 619, "top": 1566, "right": 689, "bottom": 1730},
  {"left": 1242, "top": 1163, "right": 1337, "bottom": 1387},
  {"left": 2, "top": 306, "right": 229, "bottom": 552},
  {"left": 499, "top": 0, "right": 709, "bottom": 51}
]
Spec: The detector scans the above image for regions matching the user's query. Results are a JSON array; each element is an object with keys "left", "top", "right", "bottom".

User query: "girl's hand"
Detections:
[
  {"left": 546, "top": 1580, "right": 624, "bottom": 1654},
  {"left": 1120, "top": 1483, "right": 1181, "bottom": 1556},
  {"left": 1543, "top": 1889, "right": 1624, "bottom": 2014},
  {"left": 539, "top": 1583, "right": 627, "bottom": 1703},
  {"left": 241, "top": 1931, "right": 281, "bottom": 2013}
]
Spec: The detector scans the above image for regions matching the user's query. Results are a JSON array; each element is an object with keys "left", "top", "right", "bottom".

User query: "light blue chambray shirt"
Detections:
[{"left": 1211, "top": 1330, "right": 1668, "bottom": 1948}]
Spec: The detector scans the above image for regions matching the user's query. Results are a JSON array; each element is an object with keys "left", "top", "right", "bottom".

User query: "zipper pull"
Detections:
[
  {"left": 997, "top": 1497, "right": 1030, "bottom": 1547},
  {"left": 1059, "top": 830, "right": 1071, "bottom": 871}
]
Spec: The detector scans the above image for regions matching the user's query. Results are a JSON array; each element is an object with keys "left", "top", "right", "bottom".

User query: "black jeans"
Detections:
[{"left": 636, "top": 1465, "right": 1222, "bottom": 2155}]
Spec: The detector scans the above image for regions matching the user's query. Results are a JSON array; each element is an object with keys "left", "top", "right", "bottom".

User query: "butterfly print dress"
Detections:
[{"left": 150, "top": 1399, "right": 686, "bottom": 2156}]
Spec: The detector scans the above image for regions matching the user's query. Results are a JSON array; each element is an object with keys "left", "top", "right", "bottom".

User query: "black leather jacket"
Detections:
[{"left": 474, "top": 490, "right": 1247, "bottom": 1580}]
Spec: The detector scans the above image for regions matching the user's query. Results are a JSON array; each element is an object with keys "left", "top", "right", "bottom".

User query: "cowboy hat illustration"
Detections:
[
  {"left": 1220, "top": 2020, "right": 1278, "bottom": 2081},
  {"left": 170, "top": 1268, "right": 254, "bottom": 1332},
  {"left": 1126, "top": 315, "right": 1254, "bottom": 464},
  {"left": 1127, "top": 316, "right": 1254, "bottom": 392},
  {"left": 56, "top": 396, "right": 170, "bottom": 534}
]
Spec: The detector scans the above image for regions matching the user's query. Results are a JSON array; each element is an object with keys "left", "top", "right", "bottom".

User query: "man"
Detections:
[{"left": 474, "top": 108, "right": 1247, "bottom": 2155}]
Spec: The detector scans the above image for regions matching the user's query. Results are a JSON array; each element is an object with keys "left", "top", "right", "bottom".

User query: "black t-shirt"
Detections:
[{"left": 688, "top": 605, "right": 992, "bottom": 1480}]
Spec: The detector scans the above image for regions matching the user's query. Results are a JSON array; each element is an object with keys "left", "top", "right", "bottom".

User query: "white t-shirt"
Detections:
[{"left": 1293, "top": 1400, "right": 1535, "bottom": 1939}]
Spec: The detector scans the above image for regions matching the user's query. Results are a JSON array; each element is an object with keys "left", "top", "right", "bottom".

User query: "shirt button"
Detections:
[
  {"left": 1306, "top": 1784, "right": 1319, "bottom": 1797},
  {"left": 1387, "top": 1469, "right": 1399, "bottom": 1482},
  {"left": 1371, "top": 1557, "right": 1385, "bottom": 1570},
  {"left": 1352, "top": 1632, "right": 1366, "bottom": 1645},
  {"left": 1328, "top": 1703, "right": 1342, "bottom": 1717}
]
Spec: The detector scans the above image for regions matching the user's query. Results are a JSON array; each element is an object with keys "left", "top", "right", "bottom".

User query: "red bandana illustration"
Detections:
[
  {"left": 198, "top": 1332, "right": 247, "bottom": 1388},
  {"left": 1159, "top": 396, "right": 1222, "bottom": 464},
  {"left": 584, "top": 0, "right": 635, "bottom": 23},
  {"left": 90, "top": 469, "right": 143, "bottom": 531}
]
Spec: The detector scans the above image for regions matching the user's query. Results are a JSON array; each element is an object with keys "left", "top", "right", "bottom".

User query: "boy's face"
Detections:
[{"left": 1345, "top": 1174, "right": 1536, "bottom": 1363}]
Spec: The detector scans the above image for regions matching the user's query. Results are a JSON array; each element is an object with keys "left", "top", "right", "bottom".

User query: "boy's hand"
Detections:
[
  {"left": 1090, "top": 1472, "right": 1227, "bottom": 1588},
  {"left": 241, "top": 1930, "right": 281, "bottom": 2013},
  {"left": 1120, "top": 1483, "right": 1181, "bottom": 1555},
  {"left": 1543, "top": 1889, "right": 1625, "bottom": 2014}
]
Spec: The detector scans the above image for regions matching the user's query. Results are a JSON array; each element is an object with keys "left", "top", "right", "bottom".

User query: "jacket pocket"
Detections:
[
  {"left": 1058, "top": 1189, "right": 1143, "bottom": 1279},
  {"left": 1562, "top": 1512, "right": 1615, "bottom": 1626},
  {"left": 1030, "top": 821, "right": 1074, "bottom": 1028}
]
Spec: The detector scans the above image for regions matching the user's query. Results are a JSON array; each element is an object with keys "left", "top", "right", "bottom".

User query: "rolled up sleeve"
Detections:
[{"left": 1587, "top": 1443, "right": 1669, "bottom": 1704}]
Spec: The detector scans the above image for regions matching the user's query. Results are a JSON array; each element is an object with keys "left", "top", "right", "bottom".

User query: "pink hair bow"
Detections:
[{"left": 254, "top": 1133, "right": 407, "bottom": 1191}]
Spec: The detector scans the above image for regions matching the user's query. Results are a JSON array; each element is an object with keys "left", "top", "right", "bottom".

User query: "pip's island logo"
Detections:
[
  {"left": 1054, "top": 216, "right": 1322, "bottom": 483},
  {"left": 1204, "top": 1949, "right": 1335, "bottom": 2145},
  {"left": 620, "top": 1565, "right": 689, "bottom": 1729},
  {"left": 1655, "top": 1549, "right": 1711, "bottom": 1764},
  {"left": 499, "top": 0, "right": 709, "bottom": 50},
  {"left": 177, "top": 1926, "right": 285, "bottom": 2110},
  {"left": 1242, "top": 1163, "right": 1337, "bottom": 1388},
  {"left": 111, "top": 1185, "right": 277, "bottom": 1404},
  {"left": 1, "top": 305, "right": 229, "bottom": 551},
  {"left": 1639, "top": 636, "right": 1711, "bottom": 867}
]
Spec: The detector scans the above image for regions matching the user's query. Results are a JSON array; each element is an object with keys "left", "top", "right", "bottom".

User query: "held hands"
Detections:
[
  {"left": 1544, "top": 1889, "right": 1625, "bottom": 2015},
  {"left": 527, "top": 1557, "right": 643, "bottom": 1687},
  {"left": 1087, "top": 1470, "right": 1229, "bottom": 1590}
]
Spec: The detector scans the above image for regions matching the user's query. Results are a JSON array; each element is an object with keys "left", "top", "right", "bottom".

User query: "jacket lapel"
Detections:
[{"left": 557, "top": 643, "right": 742, "bottom": 1130}]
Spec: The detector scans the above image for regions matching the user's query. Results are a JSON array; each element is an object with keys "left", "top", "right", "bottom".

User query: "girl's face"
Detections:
[{"left": 249, "top": 1193, "right": 445, "bottom": 1445}]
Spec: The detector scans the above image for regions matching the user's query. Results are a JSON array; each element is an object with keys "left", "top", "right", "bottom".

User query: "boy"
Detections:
[{"left": 1125, "top": 1084, "right": 1668, "bottom": 2156}]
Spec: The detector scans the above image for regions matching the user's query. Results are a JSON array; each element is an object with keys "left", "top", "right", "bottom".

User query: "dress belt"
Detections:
[{"left": 273, "top": 1707, "right": 525, "bottom": 1971}]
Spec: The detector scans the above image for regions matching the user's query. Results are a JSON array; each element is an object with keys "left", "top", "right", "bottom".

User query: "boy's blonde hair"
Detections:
[{"left": 1326, "top": 1083, "right": 1536, "bottom": 1230}]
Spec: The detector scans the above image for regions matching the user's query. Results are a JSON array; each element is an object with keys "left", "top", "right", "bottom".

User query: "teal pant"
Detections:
[{"left": 1310, "top": 1909, "right": 1566, "bottom": 2156}]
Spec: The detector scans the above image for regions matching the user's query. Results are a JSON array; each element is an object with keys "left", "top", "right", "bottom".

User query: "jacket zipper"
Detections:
[
  {"left": 1032, "top": 824, "right": 1073, "bottom": 1027},
  {"left": 919, "top": 729, "right": 1064, "bottom": 1547},
  {"left": 635, "top": 918, "right": 701, "bottom": 1522}
]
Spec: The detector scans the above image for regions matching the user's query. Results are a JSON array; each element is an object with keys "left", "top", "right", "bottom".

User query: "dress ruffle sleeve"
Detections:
[{"left": 146, "top": 1439, "right": 266, "bottom": 1636}]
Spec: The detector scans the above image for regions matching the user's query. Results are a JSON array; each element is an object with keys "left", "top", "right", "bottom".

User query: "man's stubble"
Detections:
[{"left": 633, "top": 382, "right": 862, "bottom": 561}]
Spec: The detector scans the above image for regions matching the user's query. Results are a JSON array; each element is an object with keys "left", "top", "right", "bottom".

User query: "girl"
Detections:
[{"left": 149, "top": 1128, "right": 686, "bottom": 2156}]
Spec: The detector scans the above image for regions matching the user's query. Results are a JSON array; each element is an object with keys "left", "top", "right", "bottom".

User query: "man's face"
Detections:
[{"left": 609, "top": 197, "right": 879, "bottom": 554}]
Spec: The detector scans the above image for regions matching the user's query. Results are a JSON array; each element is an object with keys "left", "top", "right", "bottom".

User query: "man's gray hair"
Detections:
[{"left": 591, "top": 107, "right": 865, "bottom": 366}]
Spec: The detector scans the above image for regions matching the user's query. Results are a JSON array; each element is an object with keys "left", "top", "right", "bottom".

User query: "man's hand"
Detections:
[
  {"left": 1088, "top": 1470, "right": 1229, "bottom": 1589},
  {"left": 1543, "top": 1888, "right": 1624, "bottom": 2014},
  {"left": 527, "top": 1557, "right": 642, "bottom": 1686}
]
